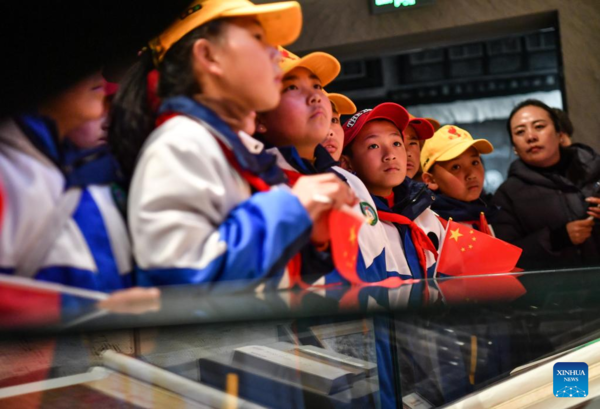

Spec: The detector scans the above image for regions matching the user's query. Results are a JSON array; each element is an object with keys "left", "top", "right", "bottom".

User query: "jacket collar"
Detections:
[
  {"left": 509, "top": 144, "right": 600, "bottom": 191},
  {"left": 159, "top": 96, "right": 286, "bottom": 186},
  {"left": 431, "top": 191, "right": 498, "bottom": 222},
  {"left": 275, "top": 144, "right": 338, "bottom": 175},
  {"left": 15, "top": 114, "right": 122, "bottom": 188},
  {"left": 372, "top": 177, "right": 434, "bottom": 221}
]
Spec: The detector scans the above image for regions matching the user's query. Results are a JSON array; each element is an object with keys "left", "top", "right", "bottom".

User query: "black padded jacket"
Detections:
[{"left": 492, "top": 143, "right": 600, "bottom": 270}]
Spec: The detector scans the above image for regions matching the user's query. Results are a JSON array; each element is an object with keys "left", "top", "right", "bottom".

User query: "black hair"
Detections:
[
  {"left": 506, "top": 99, "right": 561, "bottom": 145},
  {"left": 342, "top": 142, "right": 354, "bottom": 159},
  {"left": 330, "top": 101, "right": 339, "bottom": 115},
  {"left": 107, "top": 19, "right": 225, "bottom": 182},
  {"left": 553, "top": 107, "right": 574, "bottom": 137}
]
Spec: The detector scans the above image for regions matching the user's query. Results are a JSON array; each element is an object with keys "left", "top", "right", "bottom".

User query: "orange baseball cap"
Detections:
[
  {"left": 150, "top": 0, "right": 302, "bottom": 63},
  {"left": 420, "top": 125, "right": 494, "bottom": 172},
  {"left": 328, "top": 93, "right": 356, "bottom": 115},
  {"left": 278, "top": 47, "right": 340, "bottom": 87}
]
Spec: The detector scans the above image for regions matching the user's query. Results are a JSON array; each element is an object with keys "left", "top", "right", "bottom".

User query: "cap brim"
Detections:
[
  {"left": 408, "top": 118, "right": 435, "bottom": 140},
  {"left": 436, "top": 139, "right": 494, "bottom": 163},
  {"left": 328, "top": 93, "right": 356, "bottom": 115},
  {"left": 366, "top": 103, "right": 410, "bottom": 134},
  {"left": 282, "top": 52, "right": 340, "bottom": 86},
  {"left": 424, "top": 117, "right": 441, "bottom": 131},
  {"left": 221, "top": 1, "right": 302, "bottom": 47}
]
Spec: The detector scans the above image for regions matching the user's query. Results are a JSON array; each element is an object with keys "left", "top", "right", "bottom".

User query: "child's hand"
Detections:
[
  {"left": 311, "top": 212, "right": 331, "bottom": 247},
  {"left": 292, "top": 174, "right": 357, "bottom": 222},
  {"left": 97, "top": 287, "right": 161, "bottom": 314}
]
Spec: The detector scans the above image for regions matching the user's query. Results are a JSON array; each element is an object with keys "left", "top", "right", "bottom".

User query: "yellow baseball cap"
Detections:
[
  {"left": 278, "top": 47, "right": 340, "bottom": 87},
  {"left": 328, "top": 93, "right": 356, "bottom": 115},
  {"left": 150, "top": 0, "right": 302, "bottom": 63},
  {"left": 420, "top": 125, "right": 494, "bottom": 172}
]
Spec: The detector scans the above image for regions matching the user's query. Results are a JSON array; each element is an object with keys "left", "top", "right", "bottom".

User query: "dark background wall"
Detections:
[{"left": 274, "top": 0, "right": 600, "bottom": 151}]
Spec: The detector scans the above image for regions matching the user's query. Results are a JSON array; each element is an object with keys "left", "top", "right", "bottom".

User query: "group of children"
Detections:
[{"left": 0, "top": 0, "right": 502, "bottom": 294}]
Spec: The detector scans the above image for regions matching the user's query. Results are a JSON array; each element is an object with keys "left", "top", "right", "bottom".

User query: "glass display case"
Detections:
[{"left": 1, "top": 267, "right": 600, "bottom": 408}]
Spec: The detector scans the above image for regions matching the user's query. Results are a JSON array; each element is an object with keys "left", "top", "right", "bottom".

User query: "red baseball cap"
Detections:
[
  {"left": 407, "top": 113, "right": 435, "bottom": 140},
  {"left": 343, "top": 102, "right": 410, "bottom": 149}
]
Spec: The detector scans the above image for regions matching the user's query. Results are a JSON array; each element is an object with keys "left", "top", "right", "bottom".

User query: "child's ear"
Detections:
[
  {"left": 340, "top": 154, "right": 352, "bottom": 171},
  {"left": 422, "top": 172, "right": 439, "bottom": 191},
  {"left": 192, "top": 38, "right": 222, "bottom": 77}
]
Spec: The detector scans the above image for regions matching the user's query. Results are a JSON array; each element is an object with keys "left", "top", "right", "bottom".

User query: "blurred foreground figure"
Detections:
[{"left": 0, "top": 73, "right": 132, "bottom": 291}]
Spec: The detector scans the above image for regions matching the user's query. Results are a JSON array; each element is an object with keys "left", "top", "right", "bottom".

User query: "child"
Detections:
[
  {"left": 66, "top": 80, "right": 118, "bottom": 149},
  {"left": 321, "top": 93, "right": 356, "bottom": 162},
  {"left": 109, "top": 0, "right": 355, "bottom": 287},
  {"left": 341, "top": 103, "right": 444, "bottom": 279},
  {"left": 405, "top": 114, "right": 439, "bottom": 180},
  {"left": 420, "top": 125, "right": 496, "bottom": 234},
  {"left": 0, "top": 72, "right": 132, "bottom": 291},
  {"left": 256, "top": 48, "right": 401, "bottom": 284}
]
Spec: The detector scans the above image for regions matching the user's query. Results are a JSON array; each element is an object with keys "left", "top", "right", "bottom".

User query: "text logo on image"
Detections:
[{"left": 554, "top": 362, "right": 588, "bottom": 398}]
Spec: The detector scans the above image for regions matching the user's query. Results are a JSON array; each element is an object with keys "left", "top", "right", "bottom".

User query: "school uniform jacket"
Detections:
[
  {"left": 373, "top": 178, "right": 445, "bottom": 280},
  {"left": 0, "top": 116, "right": 132, "bottom": 292},
  {"left": 431, "top": 192, "right": 497, "bottom": 236},
  {"left": 268, "top": 145, "right": 439, "bottom": 284},
  {"left": 128, "top": 96, "right": 313, "bottom": 288}
]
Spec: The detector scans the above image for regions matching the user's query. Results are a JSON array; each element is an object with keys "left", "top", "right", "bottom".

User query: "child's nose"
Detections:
[
  {"left": 308, "top": 92, "right": 322, "bottom": 105},
  {"left": 383, "top": 150, "right": 396, "bottom": 161}
]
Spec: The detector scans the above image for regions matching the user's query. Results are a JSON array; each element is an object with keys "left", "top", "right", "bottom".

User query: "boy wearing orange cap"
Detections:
[
  {"left": 341, "top": 103, "right": 445, "bottom": 279},
  {"left": 420, "top": 125, "right": 496, "bottom": 234}
]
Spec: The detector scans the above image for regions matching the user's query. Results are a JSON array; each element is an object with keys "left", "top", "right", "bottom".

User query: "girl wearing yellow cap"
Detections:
[{"left": 108, "top": 0, "right": 353, "bottom": 287}]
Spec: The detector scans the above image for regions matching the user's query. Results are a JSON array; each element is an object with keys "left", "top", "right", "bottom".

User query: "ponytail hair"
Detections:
[{"left": 108, "top": 19, "right": 226, "bottom": 182}]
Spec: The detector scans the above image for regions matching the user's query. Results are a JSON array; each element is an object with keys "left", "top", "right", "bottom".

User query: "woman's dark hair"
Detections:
[
  {"left": 553, "top": 107, "right": 574, "bottom": 137},
  {"left": 506, "top": 99, "right": 561, "bottom": 144},
  {"left": 108, "top": 20, "right": 225, "bottom": 182}
]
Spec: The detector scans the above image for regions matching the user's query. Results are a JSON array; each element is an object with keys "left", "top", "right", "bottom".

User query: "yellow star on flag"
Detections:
[
  {"left": 450, "top": 228, "right": 463, "bottom": 242},
  {"left": 349, "top": 226, "right": 357, "bottom": 244}
]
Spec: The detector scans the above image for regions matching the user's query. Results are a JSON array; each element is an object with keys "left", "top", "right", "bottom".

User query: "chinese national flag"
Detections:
[
  {"left": 437, "top": 220, "right": 522, "bottom": 276},
  {"left": 329, "top": 207, "right": 364, "bottom": 284}
]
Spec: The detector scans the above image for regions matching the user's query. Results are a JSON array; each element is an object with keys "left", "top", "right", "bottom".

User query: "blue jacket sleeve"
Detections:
[{"left": 137, "top": 189, "right": 313, "bottom": 286}]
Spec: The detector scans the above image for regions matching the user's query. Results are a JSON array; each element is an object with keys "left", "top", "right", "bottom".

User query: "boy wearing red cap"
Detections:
[
  {"left": 405, "top": 115, "right": 440, "bottom": 180},
  {"left": 341, "top": 103, "right": 445, "bottom": 279}
]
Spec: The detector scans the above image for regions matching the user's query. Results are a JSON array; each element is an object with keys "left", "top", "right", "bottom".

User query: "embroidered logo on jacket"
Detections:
[{"left": 360, "top": 202, "right": 379, "bottom": 226}]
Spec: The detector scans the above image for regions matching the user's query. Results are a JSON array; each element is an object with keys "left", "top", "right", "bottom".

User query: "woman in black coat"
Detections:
[{"left": 493, "top": 99, "right": 600, "bottom": 270}]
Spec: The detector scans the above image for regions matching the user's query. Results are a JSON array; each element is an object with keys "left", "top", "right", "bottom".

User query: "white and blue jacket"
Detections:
[
  {"left": 268, "top": 145, "right": 439, "bottom": 287},
  {"left": 372, "top": 178, "right": 445, "bottom": 280},
  {"left": 0, "top": 116, "right": 132, "bottom": 292},
  {"left": 128, "top": 97, "right": 314, "bottom": 288}
]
